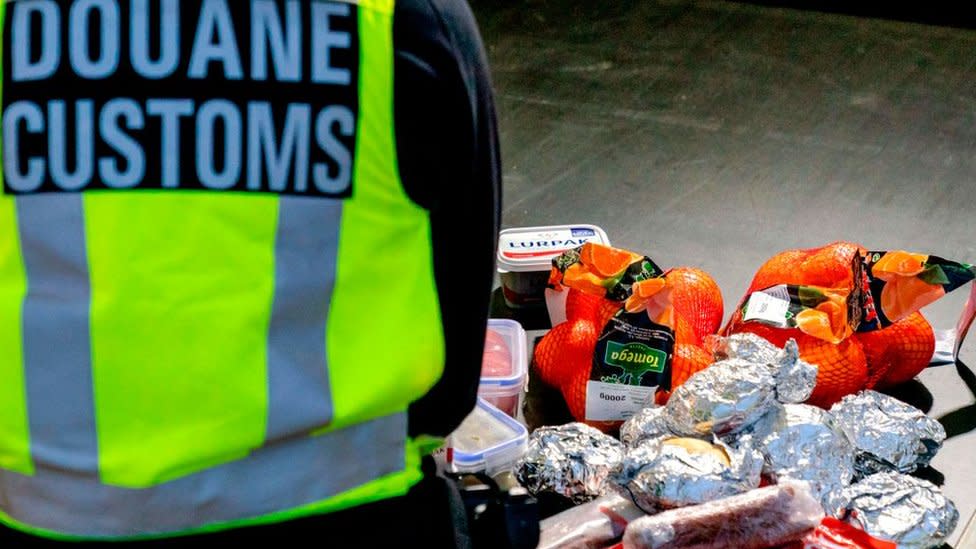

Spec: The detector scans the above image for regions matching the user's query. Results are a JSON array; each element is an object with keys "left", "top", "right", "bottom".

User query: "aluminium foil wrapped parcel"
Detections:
[{"left": 515, "top": 422, "right": 624, "bottom": 504}]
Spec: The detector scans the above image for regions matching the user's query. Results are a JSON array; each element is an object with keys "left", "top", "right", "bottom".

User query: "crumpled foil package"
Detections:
[
  {"left": 664, "top": 334, "right": 818, "bottom": 438},
  {"left": 839, "top": 471, "right": 959, "bottom": 549},
  {"left": 619, "top": 405, "right": 673, "bottom": 447},
  {"left": 663, "top": 358, "right": 779, "bottom": 437},
  {"left": 517, "top": 330, "right": 956, "bottom": 548},
  {"left": 709, "top": 333, "right": 818, "bottom": 404},
  {"left": 829, "top": 390, "right": 946, "bottom": 477},
  {"left": 611, "top": 435, "right": 764, "bottom": 512},
  {"left": 515, "top": 422, "right": 625, "bottom": 505},
  {"left": 742, "top": 403, "right": 855, "bottom": 513}
]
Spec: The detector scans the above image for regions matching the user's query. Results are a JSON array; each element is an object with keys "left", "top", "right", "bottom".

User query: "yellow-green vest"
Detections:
[{"left": 0, "top": 0, "right": 445, "bottom": 540}]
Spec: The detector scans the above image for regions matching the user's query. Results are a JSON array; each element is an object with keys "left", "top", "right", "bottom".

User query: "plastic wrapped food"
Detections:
[
  {"left": 515, "top": 422, "right": 624, "bottom": 505},
  {"left": 746, "top": 403, "right": 855, "bottom": 512},
  {"left": 611, "top": 436, "right": 763, "bottom": 512},
  {"left": 447, "top": 398, "right": 528, "bottom": 476},
  {"left": 479, "top": 319, "right": 528, "bottom": 418},
  {"left": 621, "top": 480, "right": 824, "bottom": 549},
  {"left": 537, "top": 493, "right": 648, "bottom": 549},
  {"left": 482, "top": 328, "right": 513, "bottom": 377},
  {"left": 829, "top": 390, "right": 946, "bottom": 476},
  {"left": 838, "top": 471, "right": 959, "bottom": 549}
]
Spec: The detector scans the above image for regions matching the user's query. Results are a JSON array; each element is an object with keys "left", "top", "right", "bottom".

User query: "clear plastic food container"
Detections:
[
  {"left": 479, "top": 318, "right": 528, "bottom": 419},
  {"left": 446, "top": 397, "right": 529, "bottom": 477}
]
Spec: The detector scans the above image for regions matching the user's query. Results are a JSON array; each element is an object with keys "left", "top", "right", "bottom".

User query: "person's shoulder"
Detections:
[
  {"left": 394, "top": 0, "right": 474, "bottom": 25},
  {"left": 393, "top": 0, "right": 481, "bottom": 49}
]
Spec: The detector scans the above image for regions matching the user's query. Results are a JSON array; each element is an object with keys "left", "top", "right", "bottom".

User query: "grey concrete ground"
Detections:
[{"left": 474, "top": 1, "right": 976, "bottom": 545}]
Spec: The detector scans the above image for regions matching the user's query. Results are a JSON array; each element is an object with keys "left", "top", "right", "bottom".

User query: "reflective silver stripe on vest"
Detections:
[
  {"left": 3, "top": 195, "right": 396, "bottom": 536},
  {"left": 0, "top": 412, "right": 407, "bottom": 537},
  {"left": 266, "top": 197, "right": 339, "bottom": 441},
  {"left": 16, "top": 195, "right": 99, "bottom": 477}
]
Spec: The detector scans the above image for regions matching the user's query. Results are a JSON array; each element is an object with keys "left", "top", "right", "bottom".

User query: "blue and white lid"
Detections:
[
  {"left": 496, "top": 224, "right": 610, "bottom": 273},
  {"left": 448, "top": 398, "right": 529, "bottom": 475}
]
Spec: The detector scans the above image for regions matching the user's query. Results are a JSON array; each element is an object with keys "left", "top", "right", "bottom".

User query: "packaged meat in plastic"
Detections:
[
  {"left": 515, "top": 422, "right": 624, "bottom": 505},
  {"left": 482, "top": 328, "right": 513, "bottom": 377},
  {"left": 621, "top": 480, "right": 824, "bottom": 549},
  {"left": 837, "top": 471, "right": 958, "bottom": 549},
  {"left": 480, "top": 319, "right": 529, "bottom": 418},
  {"left": 829, "top": 390, "right": 946, "bottom": 477},
  {"left": 537, "top": 493, "right": 648, "bottom": 549},
  {"left": 611, "top": 436, "right": 763, "bottom": 512}
]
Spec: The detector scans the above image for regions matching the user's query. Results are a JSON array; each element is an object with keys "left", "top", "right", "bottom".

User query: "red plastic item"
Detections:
[{"left": 801, "top": 517, "right": 896, "bottom": 549}]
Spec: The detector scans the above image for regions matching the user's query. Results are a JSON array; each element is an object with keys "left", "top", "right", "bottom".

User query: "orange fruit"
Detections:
[
  {"left": 561, "top": 366, "right": 589, "bottom": 424},
  {"left": 854, "top": 327, "right": 895, "bottom": 390},
  {"left": 871, "top": 312, "right": 935, "bottom": 389},
  {"left": 737, "top": 242, "right": 862, "bottom": 336},
  {"left": 564, "top": 287, "right": 621, "bottom": 329},
  {"left": 801, "top": 241, "right": 866, "bottom": 288},
  {"left": 746, "top": 241, "right": 866, "bottom": 293},
  {"left": 855, "top": 313, "right": 935, "bottom": 390},
  {"left": 561, "top": 363, "right": 623, "bottom": 433},
  {"left": 879, "top": 276, "right": 945, "bottom": 324},
  {"left": 654, "top": 343, "right": 713, "bottom": 405},
  {"left": 666, "top": 266, "right": 724, "bottom": 344},
  {"left": 793, "top": 292, "right": 850, "bottom": 344},
  {"left": 797, "top": 333, "right": 868, "bottom": 408},
  {"left": 532, "top": 318, "right": 599, "bottom": 388},
  {"left": 670, "top": 343, "right": 714, "bottom": 387},
  {"left": 580, "top": 242, "right": 641, "bottom": 278},
  {"left": 673, "top": 313, "right": 698, "bottom": 347},
  {"left": 726, "top": 241, "right": 872, "bottom": 408},
  {"left": 726, "top": 321, "right": 868, "bottom": 408},
  {"left": 747, "top": 248, "right": 809, "bottom": 293},
  {"left": 627, "top": 277, "right": 668, "bottom": 305},
  {"left": 794, "top": 308, "right": 837, "bottom": 343},
  {"left": 597, "top": 298, "right": 622, "bottom": 328},
  {"left": 871, "top": 250, "right": 928, "bottom": 280},
  {"left": 565, "top": 287, "right": 602, "bottom": 321},
  {"left": 562, "top": 263, "right": 608, "bottom": 296}
]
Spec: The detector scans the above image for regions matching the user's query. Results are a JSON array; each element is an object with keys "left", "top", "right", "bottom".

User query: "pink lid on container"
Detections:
[{"left": 496, "top": 224, "right": 611, "bottom": 273}]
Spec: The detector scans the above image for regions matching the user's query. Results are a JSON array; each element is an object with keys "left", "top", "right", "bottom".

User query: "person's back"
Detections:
[{"left": 0, "top": 0, "right": 501, "bottom": 546}]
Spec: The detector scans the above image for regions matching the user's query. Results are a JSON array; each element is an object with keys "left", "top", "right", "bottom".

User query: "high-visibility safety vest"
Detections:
[{"left": 0, "top": 0, "right": 445, "bottom": 541}]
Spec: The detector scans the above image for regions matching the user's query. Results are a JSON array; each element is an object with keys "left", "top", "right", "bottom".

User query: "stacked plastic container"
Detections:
[
  {"left": 439, "top": 318, "right": 531, "bottom": 476},
  {"left": 478, "top": 318, "right": 528, "bottom": 419},
  {"left": 446, "top": 397, "right": 529, "bottom": 476}
]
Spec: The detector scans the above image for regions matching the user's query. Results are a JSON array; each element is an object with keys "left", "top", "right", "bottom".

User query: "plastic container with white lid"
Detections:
[
  {"left": 446, "top": 397, "right": 529, "bottom": 476},
  {"left": 496, "top": 224, "right": 610, "bottom": 311},
  {"left": 479, "top": 318, "right": 528, "bottom": 419}
]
